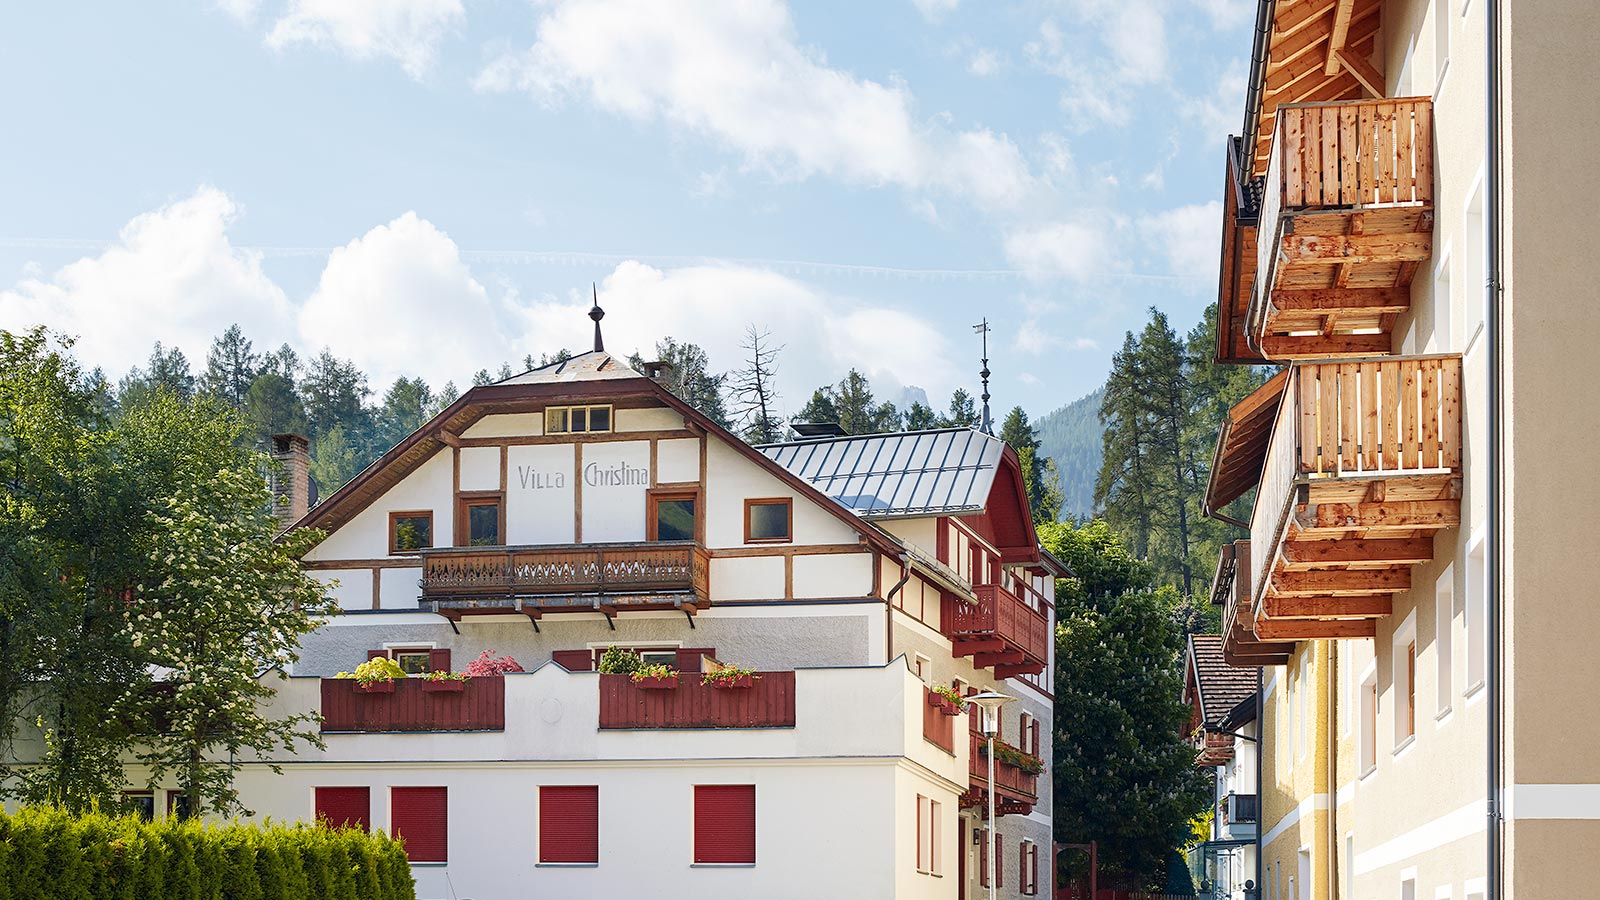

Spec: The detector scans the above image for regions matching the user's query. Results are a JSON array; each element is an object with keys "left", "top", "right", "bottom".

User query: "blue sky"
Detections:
[{"left": 0, "top": 0, "right": 1251, "bottom": 421}]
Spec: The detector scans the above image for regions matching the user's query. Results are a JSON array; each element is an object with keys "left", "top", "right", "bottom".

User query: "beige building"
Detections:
[{"left": 1203, "top": 1, "right": 1599, "bottom": 899}]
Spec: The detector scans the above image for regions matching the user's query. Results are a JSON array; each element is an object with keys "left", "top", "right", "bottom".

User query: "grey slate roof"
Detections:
[{"left": 758, "top": 427, "right": 1005, "bottom": 518}]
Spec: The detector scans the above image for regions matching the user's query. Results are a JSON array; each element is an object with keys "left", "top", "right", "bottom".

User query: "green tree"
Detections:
[
  {"left": 792, "top": 387, "right": 838, "bottom": 431},
  {"left": 1040, "top": 519, "right": 1211, "bottom": 887},
  {"left": 945, "top": 388, "right": 978, "bottom": 427},
  {"left": 199, "top": 325, "right": 259, "bottom": 410},
  {"left": 627, "top": 338, "right": 730, "bottom": 429},
  {"left": 1136, "top": 311, "right": 1201, "bottom": 596},
  {"left": 904, "top": 401, "right": 938, "bottom": 430},
  {"left": 373, "top": 377, "right": 433, "bottom": 452},
  {"left": 309, "top": 424, "right": 363, "bottom": 494},
  {"left": 1097, "top": 331, "right": 1155, "bottom": 558},
  {"left": 834, "top": 369, "right": 878, "bottom": 434},
  {"left": 242, "top": 373, "right": 309, "bottom": 449},
  {"left": 118, "top": 342, "right": 195, "bottom": 408},
  {"left": 1000, "top": 406, "right": 1063, "bottom": 524},
  {"left": 298, "top": 350, "right": 370, "bottom": 439}
]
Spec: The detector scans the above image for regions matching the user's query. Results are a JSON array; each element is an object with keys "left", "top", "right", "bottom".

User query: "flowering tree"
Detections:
[{"left": 464, "top": 650, "right": 522, "bottom": 677}]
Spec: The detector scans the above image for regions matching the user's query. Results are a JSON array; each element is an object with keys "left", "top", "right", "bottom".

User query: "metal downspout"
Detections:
[
  {"left": 885, "top": 554, "right": 911, "bottom": 666},
  {"left": 1485, "top": 0, "right": 1505, "bottom": 894}
]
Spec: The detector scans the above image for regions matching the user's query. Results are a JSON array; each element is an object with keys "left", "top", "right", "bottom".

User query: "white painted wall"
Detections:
[
  {"left": 579, "top": 441, "right": 650, "bottom": 543},
  {"left": 507, "top": 443, "right": 575, "bottom": 545},
  {"left": 461, "top": 413, "right": 543, "bottom": 438},
  {"left": 704, "top": 440, "right": 858, "bottom": 549},
  {"left": 656, "top": 437, "right": 700, "bottom": 483},
  {"left": 615, "top": 407, "right": 683, "bottom": 432},
  {"left": 456, "top": 446, "right": 499, "bottom": 492},
  {"left": 304, "top": 451, "right": 453, "bottom": 562},
  {"left": 792, "top": 552, "right": 873, "bottom": 599},
  {"left": 711, "top": 556, "right": 786, "bottom": 601},
  {"left": 312, "top": 569, "right": 373, "bottom": 612}
]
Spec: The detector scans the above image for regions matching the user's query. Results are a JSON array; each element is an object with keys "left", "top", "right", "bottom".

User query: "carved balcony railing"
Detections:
[
  {"left": 943, "top": 583, "right": 1050, "bottom": 679},
  {"left": 419, "top": 542, "right": 710, "bottom": 613}
]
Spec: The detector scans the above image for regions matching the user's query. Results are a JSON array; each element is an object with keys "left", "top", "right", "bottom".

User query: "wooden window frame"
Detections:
[
  {"left": 742, "top": 497, "right": 793, "bottom": 544},
  {"left": 646, "top": 487, "right": 702, "bottom": 543},
  {"left": 387, "top": 510, "right": 434, "bottom": 555},
  {"left": 454, "top": 491, "right": 505, "bottom": 547},
  {"left": 545, "top": 404, "right": 615, "bottom": 435}
]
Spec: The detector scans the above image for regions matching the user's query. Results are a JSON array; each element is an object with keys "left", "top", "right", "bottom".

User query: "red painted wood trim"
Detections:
[
  {"left": 321, "top": 676, "right": 506, "bottom": 732},
  {"left": 597, "top": 672, "right": 796, "bottom": 729}
]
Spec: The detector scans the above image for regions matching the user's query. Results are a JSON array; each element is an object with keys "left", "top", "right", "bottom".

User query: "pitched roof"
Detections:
[
  {"left": 496, "top": 351, "right": 642, "bottom": 385},
  {"left": 1187, "top": 634, "right": 1258, "bottom": 729},
  {"left": 758, "top": 428, "right": 1006, "bottom": 518}
]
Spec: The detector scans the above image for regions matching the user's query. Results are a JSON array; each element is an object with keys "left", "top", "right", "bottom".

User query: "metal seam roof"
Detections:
[{"left": 758, "top": 427, "right": 1004, "bottom": 517}]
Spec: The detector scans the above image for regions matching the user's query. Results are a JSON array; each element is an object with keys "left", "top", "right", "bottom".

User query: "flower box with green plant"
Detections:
[
  {"left": 630, "top": 663, "right": 679, "bottom": 689},
  {"left": 989, "top": 742, "right": 1046, "bottom": 775},
  {"left": 334, "top": 656, "right": 406, "bottom": 693},
  {"left": 421, "top": 670, "right": 469, "bottom": 692},
  {"left": 927, "top": 684, "right": 966, "bottom": 715},
  {"left": 702, "top": 666, "right": 759, "bottom": 689},
  {"left": 597, "top": 646, "right": 644, "bottom": 675}
]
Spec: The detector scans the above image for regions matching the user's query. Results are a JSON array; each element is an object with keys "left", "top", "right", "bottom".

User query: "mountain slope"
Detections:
[{"left": 1035, "top": 386, "right": 1105, "bottom": 521}]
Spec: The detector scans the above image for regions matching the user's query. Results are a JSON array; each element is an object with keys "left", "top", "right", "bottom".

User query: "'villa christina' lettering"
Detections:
[
  {"left": 584, "top": 460, "right": 648, "bottom": 487},
  {"left": 516, "top": 466, "right": 565, "bottom": 490}
]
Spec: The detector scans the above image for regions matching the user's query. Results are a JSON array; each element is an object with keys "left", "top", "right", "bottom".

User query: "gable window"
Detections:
[
  {"left": 539, "top": 785, "right": 599, "bottom": 865},
  {"left": 456, "top": 493, "right": 503, "bottom": 547},
  {"left": 693, "top": 784, "right": 755, "bottom": 865},
  {"left": 389, "top": 511, "right": 433, "bottom": 554},
  {"left": 546, "top": 404, "right": 613, "bottom": 435},
  {"left": 648, "top": 489, "right": 699, "bottom": 542},
  {"left": 743, "top": 498, "right": 792, "bottom": 543}
]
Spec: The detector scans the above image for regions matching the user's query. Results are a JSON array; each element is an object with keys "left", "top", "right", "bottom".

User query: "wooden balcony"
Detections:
[
  {"left": 1238, "top": 355, "right": 1461, "bottom": 642},
  {"left": 1212, "top": 542, "right": 1292, "bottom": 667},
  {"left": 596, "top": 672, "right": 796, "bottom": 729},
  {"left": 964, "top": 731, "right": 1039, "bottom": 817},
  {"left": 320, "top": 677, "right": 505, "bottom": 733},
  {"left": 1251, "top": 98, "right": 1434, "bottom": 360},
  {"left": 419, "top": 541, "right": 710, "bottom": 621},
  {"left": 943, "top": 583, "right": 1050, "bottom": 679}
]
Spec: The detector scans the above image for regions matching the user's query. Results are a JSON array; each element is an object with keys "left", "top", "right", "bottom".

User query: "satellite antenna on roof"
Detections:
[
  {"left": 589, "top": 285, "right": 605, "bottom": 353},
  {"left": 974, "top": 318, "right": 993, "bottom": 435}
]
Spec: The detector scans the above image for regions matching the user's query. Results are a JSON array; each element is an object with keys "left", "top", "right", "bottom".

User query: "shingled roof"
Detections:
[{"left": 1185, "top": 634, "right": 1258, "bottom": 729}]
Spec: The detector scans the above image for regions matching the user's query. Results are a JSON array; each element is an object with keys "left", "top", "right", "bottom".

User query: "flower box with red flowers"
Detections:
[{"left": 630, "top": 663, "right": 680, "bottom": 690}]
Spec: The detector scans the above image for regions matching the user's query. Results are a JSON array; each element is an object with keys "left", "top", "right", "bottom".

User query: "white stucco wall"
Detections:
[{"left": 304, "top": 451, "right": 453, "bottom": 562}]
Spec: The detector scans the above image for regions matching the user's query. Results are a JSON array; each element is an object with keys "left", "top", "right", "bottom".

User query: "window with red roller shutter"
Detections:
[
  {"left": 693, "top": 784, "right": 755, "bottom": 865},
  {"left": 314, "top": 787, "right": 370, "bottom": 830},
  {"left": 539, "top": 786, "right": 599, "bottom": 864},
  {"left": 391, "top": 786, "right": 448, "bottom": 863}
]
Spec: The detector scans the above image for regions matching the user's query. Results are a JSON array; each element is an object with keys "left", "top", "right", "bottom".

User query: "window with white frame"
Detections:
[
  {"left": 915, "top": 795, "right": 942, "bottom": 875},
  {"left": 1466, "top": 532, "right": 1488, "bottom": 692},
  {"left": 913, "top": 653, "right": 930, "bottom": 682},
  {"left": 1436, "top": 564, "right": 1455, "bottom": 718},
  {"left": 1394, "top": 612, "right": 1418, "bottom": 747},
  {"left": 1360, "top": 668, "right": 1379, "bottom": 774}
]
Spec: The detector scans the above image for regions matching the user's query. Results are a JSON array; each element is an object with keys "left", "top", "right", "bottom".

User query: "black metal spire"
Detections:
[
  {"left": 974, "top": 318, "right": 992, "bottom": 434},
  {"left": 589, "top": 284, "right": 605, "bottom": 353}
]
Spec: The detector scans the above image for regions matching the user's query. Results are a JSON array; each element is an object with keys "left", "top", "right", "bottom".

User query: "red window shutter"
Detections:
[
  {"left": 1019, "top": 842, "right": 1029, "bottom": 893},
  {"left": 428, "top": 649, "right": 451, "bottom": 672},
  {"left": 676, "top": 648, "right": 715, "bottom": 673},
  {"left": 1031, "top": 719, "right": 1041, "bottom": 757},
  {"left": 367, "top": 650, "right": 387, "bottom": 662},
  {"left": 979, "top": 830, "right": 989, "bottom": 887},
  {"left": 314, "top": 787, "right": 370, "bottom": 830},
  {"left": 391, "top": 787, "right": 447, "bottom": 863},
  {"left": 1030, "top": 842, "right": 1040, "bottom": 894},
  {"left": 693, "top": 784, "right": 755, "bottom": 864},
  {"left": 551, "top": 650, "right": 594, "bottom": 671},
  {"left": 996, "top": 833, "right": 1004, "bottom": 888},
  {"left": 539, "top": 786, "right": 599, "bottom": 864}
]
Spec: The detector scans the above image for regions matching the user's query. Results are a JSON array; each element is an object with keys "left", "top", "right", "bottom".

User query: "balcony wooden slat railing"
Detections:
[
  {"left": 944, "top": 583, "right": 1051, "bottom": 670},
  {"left": 320, "top": 677, "right": 506, "bottom": 733},
  {"left": 597, "top": 672, "right": 796, "bottom": 729},
  {"left": 922, "top": 687, "right": 956, "bottom": 753},
  {"left": 420, "top": 542, "right": 710, "bottom": 600}
]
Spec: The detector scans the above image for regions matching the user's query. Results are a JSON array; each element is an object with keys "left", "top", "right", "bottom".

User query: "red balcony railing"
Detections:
[
  {"left": 320, "top": 677, "right": 506, "bottom": 733},
  {"left": 922, "top": 687, "right": 956, "bottom": 753},
  {"left": 944, "top": 583, "right": 1050, "bottom": 673},
  {"left": 597, "top": 672, "right": 796, "bottom": 729},
  {"left": 967, "top": 732, "right": 1041, "bottom": 801}
]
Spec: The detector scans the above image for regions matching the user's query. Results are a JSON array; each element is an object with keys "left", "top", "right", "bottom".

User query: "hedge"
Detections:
[{"left": 0, "top": 806, "right": 415, "bottom": 900}]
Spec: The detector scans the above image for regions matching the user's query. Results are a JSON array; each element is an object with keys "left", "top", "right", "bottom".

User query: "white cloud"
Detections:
[
  {"left": 912, "top": 0, "right": 961, "bottom": 21},
  {"left": 1028, "top": 3, "right": 1169, "bottom": 129},
  {"left": 297, "top": 212, "right": 517, "bottom": 389},
  {"left": 476, "top": 0, "right": 1033, "bottom": 211},
  {"left": 1003, "top": 218, "right": 1123, "bottom": 281},
  {"left": 1190, "top": 0, "right": 1256, "bottom": 30},
  {"left": 0, "top": 186, "right": 292, "bottom": 377},
  {"left": 265, "top": 0, "right": 463, "bottom": 78},
  {"left": 1138, "top": 200, "right": 1222, "bottom": 283},
  {"left": 967, "top": 47, "right": 1002, "bottom": 76}
]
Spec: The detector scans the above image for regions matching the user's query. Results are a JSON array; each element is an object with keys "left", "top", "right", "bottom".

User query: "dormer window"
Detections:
[{"left": 546, "top": 404, "right": 613, "bottom": 434}]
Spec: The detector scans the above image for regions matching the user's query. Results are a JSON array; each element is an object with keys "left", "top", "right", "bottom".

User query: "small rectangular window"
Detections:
[
  {"left": 539, "top": 785, "right": 599, "bottom": 865},
  {"left": 744, "top": 498, "right": 792, "bottom": 543},
  {"left": 122, "top": 791, "right": 155, "bottom": 821},
  {"left": 389, "top": 511, "right": 433, "bottom": 553},
  {"left": 693, "top": 784, "right": 755, "bottom": 865},
  {"left": 456, "top": 494, "right": 502, "bottom": 547},
  {"left": 166, "top": 790, "right": 191, "bottom": 820},
  {"left": 546, "top": 405, "right": 614, "bottom": 434},
  {"left": 390, "top": 648, "right": 433, "bottom": 675},
  {"left": 314, "top": 786, "right": 371, "bottom": 831},
  {"left": 391, "top": 786, "right": 448, "bottom": 863},
  {"left": 649, "top": 490, "right": 698, "bottom": 543}
]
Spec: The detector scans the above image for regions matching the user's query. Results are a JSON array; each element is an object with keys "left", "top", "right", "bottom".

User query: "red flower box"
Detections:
[
  {"left": 357, "top": 680, "right": 396, "bottom": 694},
  {"left": 634, "top": 674, "right": 680, "bottom": 690},
  {"left": 421, "top": 679, "right": 466, "bottom": 693},
  {"left": 938, "top": 699, "right": 962, "bottom": 717},
  {"left": 710, "top": 674, "right": 754, "bottom": 689}
]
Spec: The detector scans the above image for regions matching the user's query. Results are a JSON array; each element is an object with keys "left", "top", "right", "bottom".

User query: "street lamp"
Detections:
[{"left": 968, "top": 690, "right": 1015, "bottom": 900}]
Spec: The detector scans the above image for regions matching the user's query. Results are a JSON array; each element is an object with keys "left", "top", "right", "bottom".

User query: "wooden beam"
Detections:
[
  {"left": 1301, "top": 500, "right": 1462, "bottom": 532},
  {"left": 1265, "top": 595, "right": 1394, "bottom": 618},
  {"left": 994, "top": 663, "right": 1046, "bottom": 679},
  {"left": 1272, "top": 287, "right": 1411, "bottom": 313},
  {"left": 1255, "top": 618, "right": 1378, "bottom": 640},
  {"left": 1325, "top": 0, "right": 1355, "bottom": 75},
  {"left": 1272, "top": 568, "right": 1411, "bottom": 596},
  {"left": 437, "top": 430, "right": 461, "bottom": 449},
  {"left": 1280, "top": 537, "right": 1435, "bottom": 567},
  {"left": 1281, "top": 233, "right": 1433, "bottom": 265},
  {"left": 1258, "top": 333, "right": 1392, "bottom": 358},
  {"left": 973, "top": 650, "right": 1026, "bottom": 668},
  {"left": 952, "top": 639, "right": 1006, "bottom": 658},
  {"left": 1224, "top": 649, "right": 1291, "bottom": 667},
  {"left": 1336, "top": 49, "right": 1386, "bottom": 98}
]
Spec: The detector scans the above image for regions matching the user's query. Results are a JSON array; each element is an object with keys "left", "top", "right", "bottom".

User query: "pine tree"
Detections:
[
  {"left": 627, "top": 338, "right": 730, "bottom": 428},
  {"left": 1096, "top": 332, "right": 1155, "bottom": 558},
  {"left": 945, "top": 388, "right": 978, "bottom": 427},
  {"left": 1137, "top": 310, "right": 1200, "bottom": 596},
  {"left": 730, "top": 326, "right": 784, "bottom": 444},
  {"left": 298, "top": 350, "right": 369, "bottom": 439},
  {"left": 1000, "top": 406, "right": 1063, "bottom": 524},
  {"left": 117, "top": 342, "right": 195, "bottom": 408},
  {"left": 374, "top": 377, "right": 433, "bottom": 451},
  {"left": 905, "top": 401, "right": 938, "bottom": 430},
  {"left": 833, "top": 369, "right": 878, "bottom": 434},
  {"left": 793, "top": 388, "right": 839, "bottom": 430},
  {"left": 258, "top": 344, "right": 300, "bottom": 381},
  {"left": 242, "top": 373, "right": 309, "bottom": 448},
  {"left": 199, "top": 325, "right": 259, "bottom": 410}
]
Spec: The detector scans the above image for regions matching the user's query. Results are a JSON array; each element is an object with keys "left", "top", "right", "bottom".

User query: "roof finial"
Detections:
[
  {"left": 973, "top": 318, "right": 992, "bottom": 434},
  {"left": 589, "top": 284, "right": 605, "bottom": 353}
]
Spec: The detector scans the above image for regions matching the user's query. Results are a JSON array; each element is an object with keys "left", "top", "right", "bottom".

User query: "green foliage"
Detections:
[
  {"left": 700, "top": 666, "right": 758, "bottom": 686},
  {"left": 334, "top": 658, "right": 406, "bottom": 687},
  {"left": 627, "top": 337, "right": 731, "bottom": 429},
  {"left": 1042, "top": 519, "right": 1212, "bottom": 888},
  {"left": 0, "top": 806, "right": 415, "bottom": 900},
  {"left": 595, "top": 646, "right": 643, "bottom": 675},
  {"left": 629, "top": 663, "right": 678, "bottom": 683},
  {"left": 1000, "top": 406, "right": 1064, "bottom": 524},
  {"left": 1034, "top": 386, "right": 1104, "bottom": 521}
]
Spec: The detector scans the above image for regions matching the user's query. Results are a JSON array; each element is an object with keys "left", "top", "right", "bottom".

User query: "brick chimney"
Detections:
[{"left": 270, "top": 433, "right": 311, "bottom": 529}]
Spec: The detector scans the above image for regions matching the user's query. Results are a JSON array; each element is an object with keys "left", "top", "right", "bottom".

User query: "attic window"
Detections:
[{"left": 546, "top": 405, "right": 613, "bottom": 434}]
